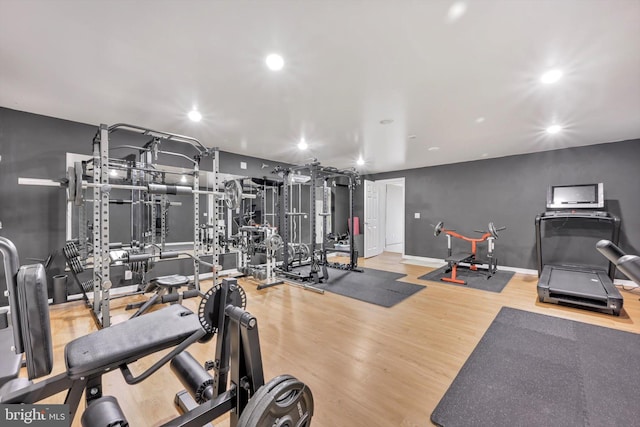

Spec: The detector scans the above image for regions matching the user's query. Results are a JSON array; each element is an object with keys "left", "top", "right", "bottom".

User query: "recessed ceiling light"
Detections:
[
  {"left": 297, "top": 138, "right": 308, "bottom": 150},
  {"left": 475, "top": 117, "right": 485, "bottom": 123},
  {"left": 428, "top": 146, "right": 440, "bottom": 151},
  {"left": 379, "top": 119, "right": 394, "bottom": 125},
  {"left": 110, "top": 169, "right": 118, "bottom": 176},
  {"left": 408, "top": 134, "right": 417, "bottom": 139},
  {"left": 356, "top": 156, "right": 365, "bottom": 166},
  {"left": 188, "top": 109, "right": 202, "bottom": 122},
  {"left": 546, "top": 124, "right": 562, "bottom": 134},
  {"left": 540, "top": 69, "right": 563, "bottom": 84},
  {"left": 447, "top": 2, "right": 468, "bottom": 22},
  {"left": 481, "top": 153, "right": 489, "bottom": 157},
  {"left": 180, "top": 175, "right": 188, "bottom": 183},
  {"left": 265, "top": 53, "right": 284, "bottom": 71}
]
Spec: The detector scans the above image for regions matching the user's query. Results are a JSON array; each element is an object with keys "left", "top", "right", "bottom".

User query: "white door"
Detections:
[
  {"left": 385, "top": 184, "right": 404, "bottom": 253},
  {"left": 364, "top": 180, "right": 382, "bottom": 258}
]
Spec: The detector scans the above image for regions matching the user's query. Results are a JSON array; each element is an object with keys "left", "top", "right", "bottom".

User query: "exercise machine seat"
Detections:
[
  {"left": 154, "top": 274, "right": 190, "bottom": 289},
  {"left": 65, "top": 305, "right": 202, "bottom": 379},
  {"left": 446, "top": 252, "right": 474, "bottom": 263}
]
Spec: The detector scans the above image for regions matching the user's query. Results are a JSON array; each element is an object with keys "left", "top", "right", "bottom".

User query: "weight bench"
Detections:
[
  {"left": 126, "top": 274, "right": 199, "bottom": 318},
  {"left": 443, "top": 252, "right": 475, "bottom": 284},
  {"left": 0, "top": 236, "right": 205, "bottom": 425}
]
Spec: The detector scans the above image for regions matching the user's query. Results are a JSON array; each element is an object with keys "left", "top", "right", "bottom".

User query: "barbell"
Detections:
[
  {"left": 433, "top": 221, "right": 506, "bottom": 239},
  {"left": 19, "top": 167, "right": 254, "bottom": 210}
]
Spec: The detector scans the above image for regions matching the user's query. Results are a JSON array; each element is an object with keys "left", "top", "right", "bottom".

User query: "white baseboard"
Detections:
[{"left": 401, "top": 255, "right": 446, "bottom": 268}]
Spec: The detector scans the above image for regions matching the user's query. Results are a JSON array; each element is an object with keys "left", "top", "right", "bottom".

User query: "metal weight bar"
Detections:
[{"left": 20, "top": 177, "right": 255, "bottom": 206}]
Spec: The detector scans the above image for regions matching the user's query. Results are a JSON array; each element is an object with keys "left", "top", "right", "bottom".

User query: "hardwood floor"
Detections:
[{"left": 32, "top": 252, "right": 640, "bottom": 426}]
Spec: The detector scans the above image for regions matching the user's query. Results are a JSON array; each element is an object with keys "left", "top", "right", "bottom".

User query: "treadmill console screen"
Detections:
[{"left": 546, "top": 183, "right": 604, "bottom": 209}]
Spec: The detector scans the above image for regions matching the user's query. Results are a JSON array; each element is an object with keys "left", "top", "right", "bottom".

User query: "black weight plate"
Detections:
[
  {"left": 238, "top": 375, "right": 296, "bottom": 427},
  {"left": 240, "top": 376, "right": 314, "bottom": 427},
  {"left": 197, "top": 283, "right": 247, "bottom": 342},
  {"left": 488, "top": 222, "right": 498, "bottom": 239},
  {"left": 434, "top": 221, "right": 444, "bottom": 237}
]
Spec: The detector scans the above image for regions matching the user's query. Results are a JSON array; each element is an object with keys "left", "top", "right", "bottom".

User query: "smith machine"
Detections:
[
  {"left": 19, "top": 123, "right": 254, "bottom": 328},
  {"left": 270, "top": 160, "right": 362, "bottom": 288}
]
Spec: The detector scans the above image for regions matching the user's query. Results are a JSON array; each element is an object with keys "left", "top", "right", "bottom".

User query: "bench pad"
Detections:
[
  {"left": 154, "top": 274, "right": 190, "bottom": 288},
  {"left": 446, "top": 252, "right": 474, "bottom": 263},
  {"left": 65, "top": 305, "right": 202, "bottom": 379}
]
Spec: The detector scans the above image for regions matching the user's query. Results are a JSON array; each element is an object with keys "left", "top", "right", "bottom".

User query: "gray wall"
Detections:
[{"left": 364, "top": 139, "right": 640, "bottom": 272}]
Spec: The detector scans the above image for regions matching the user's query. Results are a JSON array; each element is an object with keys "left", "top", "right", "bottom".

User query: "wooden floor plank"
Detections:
[{"left": 29, "top": 252, "right": 640, "bottom": 426}]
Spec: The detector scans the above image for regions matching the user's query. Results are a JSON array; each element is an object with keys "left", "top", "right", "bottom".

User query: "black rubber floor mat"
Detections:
[
  {"left": 431, "top": 307, "right": 640, "bottom": 426},
  {"left": 418, "top": 266, "right": 514, "bottom": 293},
  {"left": 292, "top": 267, "right": 424, "bottom": 307}
]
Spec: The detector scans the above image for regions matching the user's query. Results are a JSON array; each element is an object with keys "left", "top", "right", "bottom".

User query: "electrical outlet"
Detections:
[
  {"left": 414, "top": 212, "right": 420, "bottom": 219},
  {"left": 240, "top": 162, "right": 247, "bottom": 170}
]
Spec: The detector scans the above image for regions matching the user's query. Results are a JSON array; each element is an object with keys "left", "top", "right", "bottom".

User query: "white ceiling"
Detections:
[{"left": 1, "top": 0, "right": 639, "bottom": 173}]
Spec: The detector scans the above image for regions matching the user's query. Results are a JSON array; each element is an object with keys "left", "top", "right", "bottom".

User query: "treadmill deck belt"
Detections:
[{"left": 548, "top": 268, "right": 608, "bottom": 301}]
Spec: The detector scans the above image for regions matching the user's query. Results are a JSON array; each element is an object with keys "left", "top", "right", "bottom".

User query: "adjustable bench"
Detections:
[
  {"left": 126, "top": 274, "right": 198, "bottom": 318},
  {"left": 66, "top": 304, "right": 204, "bottom": 380}
]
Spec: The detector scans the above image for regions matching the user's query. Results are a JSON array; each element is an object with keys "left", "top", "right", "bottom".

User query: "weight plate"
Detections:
[
  {"left": 287, "top": 243, "right": 295, "bottom": 262},
  {"left": 238, "top": 375, "right": 314, "bottom": 427},
  {"left": 434, "top": 221, "right": 444, "bottom": 237},
  {"left": 224, "top": 179, "right": 243, "bottom": 210},
  {"left": 300, "top": 243, "right": 310, "bottom": 260},
  {"left": 238, "top": 375, "right": 294, "bottom": 426},
  {"left": 488, "top": 222, "right": 498, "bottom": 239},
  {"left": 266, "top": 234, "right": 284, "bottom": 255},
  {"left": 197, "top": 282, "right": 247, "bottom": 342}
]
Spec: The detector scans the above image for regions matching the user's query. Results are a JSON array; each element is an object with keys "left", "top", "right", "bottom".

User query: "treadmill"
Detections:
[{"left": 535, "top": 183, "right": 623, "bottom": 316}]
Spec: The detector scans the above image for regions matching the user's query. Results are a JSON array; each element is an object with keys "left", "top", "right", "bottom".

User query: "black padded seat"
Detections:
[
  {"left": 446, "top": 252, "right": 474, "bottom": 263},
  {"left": 0, "top": 328, "right": 22, "bottom": 387},
  {"left": 65, "top": 305, "right": 202, "bottom": 379},
  {"left": 154, "top": 274, "right": 190, "bottom": 289}
]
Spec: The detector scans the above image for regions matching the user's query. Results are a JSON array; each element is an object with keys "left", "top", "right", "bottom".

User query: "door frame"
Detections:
[{"left": 374, "top": 177, "right": 405, "bottom": 257}]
